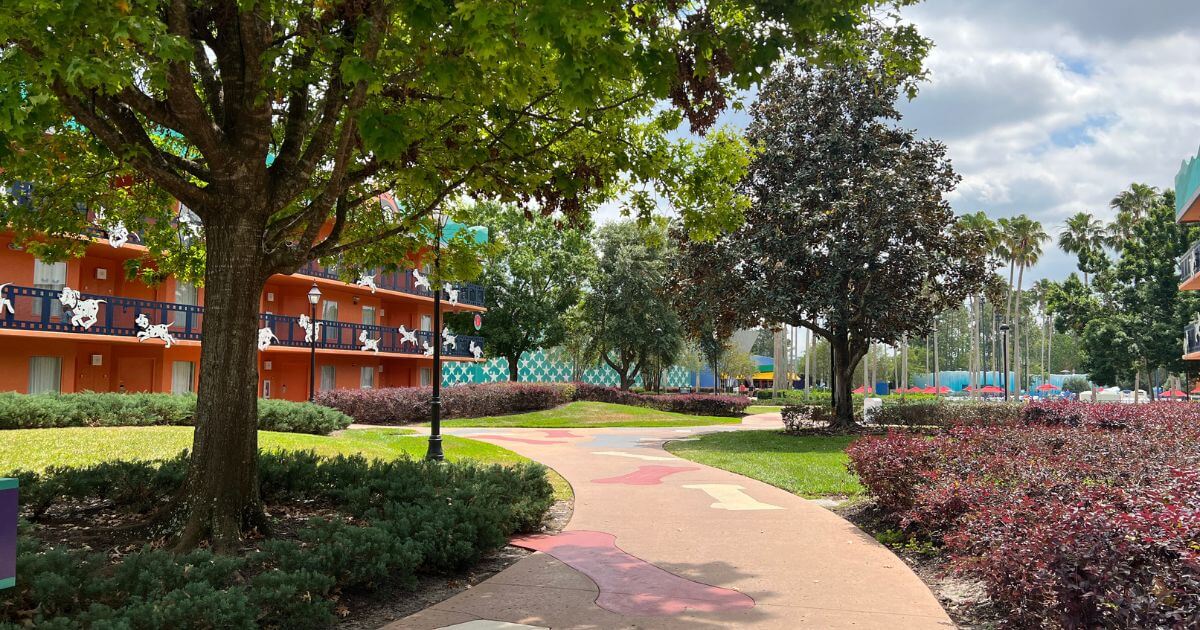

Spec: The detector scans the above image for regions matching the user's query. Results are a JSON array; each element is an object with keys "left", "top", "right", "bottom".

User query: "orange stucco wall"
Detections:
[{"left": 0, "top": 233, "right": 473, "bottom": 400}]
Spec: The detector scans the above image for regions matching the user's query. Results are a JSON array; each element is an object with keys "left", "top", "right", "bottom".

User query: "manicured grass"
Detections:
[
  {"left": 746, "top": 405, "right": 783, "bottom": 414},
  {"left": 1, "top": 426, "right": 571, "bottom": 500},
  {"left": 664, "top": 430, "right": 863, "bottom": 498},
  {"left": 436, "top": 401, "right": 743, "bottom": 428}
]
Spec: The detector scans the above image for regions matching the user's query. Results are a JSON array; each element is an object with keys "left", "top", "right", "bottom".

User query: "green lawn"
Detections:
[
  {"left": 0, "top": 426, "right": 571, "bottom": 500},
  {"left": 436, "top": 401, "right": 743, "bottom": 428},
  {"left": 664, "top": 430, "right": 862, "bottom": 498},
  {"left": 746, "top": 405, "right": 783, "bottom": 414}
]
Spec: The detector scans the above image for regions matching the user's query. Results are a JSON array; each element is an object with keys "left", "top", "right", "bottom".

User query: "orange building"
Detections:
[{"left": 0, "top": 202, "right": 485, "bottom": 400}]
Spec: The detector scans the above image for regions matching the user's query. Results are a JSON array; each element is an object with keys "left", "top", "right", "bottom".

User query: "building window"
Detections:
[
  {"left": 171, "top": 361, "right": 195, "bottom": 394},
  {"left": 33, "top": 259, "right": 67, "bottom": 318},
  {"left": 360, "top": 366, "right": 375, "bottom": 389},
  {"left": 319, "top": 365, "right": 336, "bottom": 392},
  {"left": 420, "top": 314, "right": 432, "bottom": 332},
  {"left": 174, "top": 281, "right": 198, "bottom": 305},
  {"left": 322, "top": 300, "right": 339, "bottom": 343},
  {"left": 262, "top": 379, "right": 272, "bottom": 399},
  {"left": 419, "top": 367, "right": 432, "bottom": 387},
  {"left": 361, "top": 306, "right": 376, "bottom": 327},
  {"left": 28, "top": 356, "right": 62, "bottom": 393}
]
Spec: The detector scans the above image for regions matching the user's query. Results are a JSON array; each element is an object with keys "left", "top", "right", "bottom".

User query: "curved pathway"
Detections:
[{"left": 385, "top": 413, "right": 952, "bottom": 629}]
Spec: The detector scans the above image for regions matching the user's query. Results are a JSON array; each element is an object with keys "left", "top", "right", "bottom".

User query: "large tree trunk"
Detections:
[
  {"left": 1014, "top": 264, "right": 1025, "bottom": 396},
  {"left": 175, "top": 213, "right": 270, "bottom": 553},
  {"left": 507, "top": 353, "right": 521, "bottom": 382},
  {"left": 829, "top": 332, "right": 859, "bottom": 430}
]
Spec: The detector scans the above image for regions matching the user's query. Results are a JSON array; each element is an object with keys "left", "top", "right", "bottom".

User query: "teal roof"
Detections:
[
  {"left": 443, "top": 220, "right": 488, "bottom": 245},
  {"left": 1176, "top": 145, "right": 1200, "bottom": 218}
]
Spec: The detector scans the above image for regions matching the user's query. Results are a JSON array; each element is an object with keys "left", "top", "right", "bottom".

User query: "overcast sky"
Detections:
[{"left": 597, "top": 0, "right": 1200, "bottom": 282}]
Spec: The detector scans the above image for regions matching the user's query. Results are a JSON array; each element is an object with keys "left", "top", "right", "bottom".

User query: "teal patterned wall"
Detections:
[{"left": 441, "top": 348, "right": 695, "bottom": 388}]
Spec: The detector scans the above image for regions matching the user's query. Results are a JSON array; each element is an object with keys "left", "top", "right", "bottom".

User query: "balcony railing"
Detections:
[
  {"left": 1181, "top": 242, "right": 1200, "bottom": 283},
  {"left": 1187, "top": 322, "right": 1200, "bottom": 356},
  {"left": 297, "top": 261, "right": 485, "bottom": 307},
  {"left": 0, "top": 286, "right": 482, "bottom": 359}
]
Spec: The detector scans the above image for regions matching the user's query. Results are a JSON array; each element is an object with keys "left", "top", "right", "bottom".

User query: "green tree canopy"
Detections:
[{"left": 452, "top": 202, "right": 595, "bottom": 381}]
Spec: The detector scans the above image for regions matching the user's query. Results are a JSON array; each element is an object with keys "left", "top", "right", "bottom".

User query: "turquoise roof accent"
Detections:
[
  {"left": 1176, "top": 145, "right": 1200, "bottom": 218},
  {"left": 442, "top": 220, "right": 488, "bottom": 245},
  {"left": 0, "top": 478, "right": 16, "bottom": 490}
]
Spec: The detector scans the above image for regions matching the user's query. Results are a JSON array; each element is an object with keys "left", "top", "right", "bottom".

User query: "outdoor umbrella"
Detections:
[
  {"left": 852, "top": 386, "right": 865, "bottom": 394},
  {"left": 1035, "top": 383, "right": 1060, "bottom": 391},
  {"left": 936, "top": 386, "right": 952, "bottom": 394},
  {"left": 1163, "top": 389, "right": 1188, "bottom": 399},
  {"left": 921, "top": 386, "right": 937, "bottom": 394},
  {"left": 1191, "top": 384, "right": 1200, "bottom": 394},
  {"left": 980, "top": 385, "right": 1004, "bottom": 394}
]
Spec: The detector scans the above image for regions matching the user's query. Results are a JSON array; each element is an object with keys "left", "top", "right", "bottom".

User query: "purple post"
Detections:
[{"left": 0, "top": 478, "right": 15, "bottom": 589}]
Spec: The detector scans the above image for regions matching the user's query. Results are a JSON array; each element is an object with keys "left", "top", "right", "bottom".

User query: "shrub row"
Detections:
[
  {"left": 869, "top": 401, "right": 1023, "bottom": 427},
  {"left": 0, "top": 392, "right": 350, "bottom": 435},
  {"left": 4, "top": 450, "right": 553, "bottom": 628},
  {"left": 315, "top": 382, "right": 576, "bottom": 424},
  {"left": 847, "top": 401, "right": 1200, "bottom": 627},
  {"left": 318, "top": 381, "right": 751, "bottom": 424}
]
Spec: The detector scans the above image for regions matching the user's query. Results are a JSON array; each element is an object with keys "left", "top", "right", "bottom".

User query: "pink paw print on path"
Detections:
[
  {"left": 510, "top": 530, "right": 754, "bottom": 616},
  {"left": 591, "top": 465, "right": 699, "bottom": 486}
]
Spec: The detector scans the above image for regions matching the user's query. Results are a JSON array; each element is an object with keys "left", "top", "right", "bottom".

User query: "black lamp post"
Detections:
[
  {"left": 307, "top": 283, "right": 321, "bottom": 401},
  {"left": 426, "top": 214, "right": 446, "bottom": 462},
  {"left": 999, "top": 322, "right": 1010, "bottom": 401}
]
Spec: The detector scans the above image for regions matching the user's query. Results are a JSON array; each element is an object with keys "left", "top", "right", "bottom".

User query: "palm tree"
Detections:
[
  {"left": 958, "top": 211, "right": 999, "bottom": 396},
  {"left": 1058, "top": 211, "right": 1106, "bottom": 286},
  {"left": 1007, "top": 215, "right": 1049, "bottom": 394},
  {"left": 1107, "top": 183, "right": 1159, "bottom": 251}
]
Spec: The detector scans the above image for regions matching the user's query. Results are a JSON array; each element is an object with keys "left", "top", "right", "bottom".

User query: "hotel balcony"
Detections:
[
  {"left": 0, "top": 285, "right": 482, "bottom": 360},
  {"left": 295, "top": 261, "right": 486, "bottom": 308},
  {"left": 1180, "top": 241, "right": 1200, "bottom": 290},
  {"left": 1186, "top": 322, "right": 1200, "bottom": 360}
]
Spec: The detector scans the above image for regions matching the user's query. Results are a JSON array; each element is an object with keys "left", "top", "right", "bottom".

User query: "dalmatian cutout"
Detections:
[
  {"left": 257, "top": 326, "right": 279, "bottom": 351},
  {"left": 299, "top": 314, "right": 322, "bottom": 343},
  {"left": 356, "top": 272, "right": 377, "bottom": 293},
  {"left": 0, "top": 283, "right": 13, "bottom": 317},
  {"left": 135, "top": 313, "right": 176, "bottom": 348},
  {"left": 177, "top": 204, "right": 203, "bottom": 241},
  {"left": 445, "top": 284, "right": 459, "bottom": 305},
  {"left": 397, "top": 325, "right": 418, "bottom": 347},
  {"left": 422, "top": 341, "right": 434, "bottom": 356},
  {"left": 441, "top": 326, "right": 456, "bottom": 350},
  {"left": 59, "top": 286, "right": 105, "bottom": 330},
  {"left": 412, "top": 268, "right": 431, "bottom": 291},
  {"left": 94, "top": 209, "right": 129, "bottom": 249},
  {"left": 358, "top": 329, "right": 381, "bottom": 353},
  {"left": 469, "top": 340, "right": 484, "bottom": 360}
]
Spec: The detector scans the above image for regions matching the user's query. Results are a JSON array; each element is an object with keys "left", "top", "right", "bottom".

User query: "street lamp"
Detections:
[
  {"left": 426, "top": 213, "right": 446, "bottom": 462},
  {"left": 307, "top": 283, "right": 322, "bottom": 401},
  {"left": 998, "top": 322, "right": 1010, "bottom": 401}
]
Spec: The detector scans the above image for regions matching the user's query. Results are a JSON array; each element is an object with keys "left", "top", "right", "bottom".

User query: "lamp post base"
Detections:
[{"left": 425, "top": 435, "right": 444, "bottom": 462}]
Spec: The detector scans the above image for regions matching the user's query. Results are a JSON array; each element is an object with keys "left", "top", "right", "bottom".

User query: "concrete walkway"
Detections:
[{"left": 385, "top": 413, "right": 953, "bottom": 629}]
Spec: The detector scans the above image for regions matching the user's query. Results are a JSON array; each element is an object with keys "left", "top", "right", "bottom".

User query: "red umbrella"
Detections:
[
  {"left": 921, "top": 386, "right": 936, "bottom": 394},
  {"left": 1036, "top": 383, "right": 1060, "bottom": 391},
  {"left": 852, "top": 386, "right": 865, "bottom": 394},
  {"left": 980, "top": 385, "right": 1004, "bottom": 394},
  {"left": 1163, "top": 389, "right": 1188, "bottom": 399},
  {"left": 937, "top": 386, "right": 952, "bottom": 394},
  {"left": 1191, "top": 384, "right": 1200, "bottom": 394}
]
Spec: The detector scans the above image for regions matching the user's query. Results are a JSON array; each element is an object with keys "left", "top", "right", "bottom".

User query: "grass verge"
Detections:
[
  {"left": 1, "top": 426, "right": 571, "bottom": 500},
  {"left": 435, "top": 401, "right": 742, "bottom": 428},
  {"left": 664, "top": 429, "right": 862, "bottom": 498}
]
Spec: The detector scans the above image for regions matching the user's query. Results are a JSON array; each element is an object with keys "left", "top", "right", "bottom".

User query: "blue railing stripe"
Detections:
[
  {"left": 0, "top": 285, "right": 482, "bottom": 358},
  {"left": 297, "top": 261, "right": 486, "bottom": 307}
]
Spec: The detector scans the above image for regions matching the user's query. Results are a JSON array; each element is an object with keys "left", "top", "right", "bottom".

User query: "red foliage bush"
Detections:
[
  {"left": 318, "top": 381, "right": 750, "bottom": 424},
  {"left": 847, "top": 402, "right": 1200, "bottom": 626},
  {"left": 572, "top": 383, "right": 749, "bottom": 417},
  {"left": 315, "top": 382, "right": 574, "bottom": 424}
]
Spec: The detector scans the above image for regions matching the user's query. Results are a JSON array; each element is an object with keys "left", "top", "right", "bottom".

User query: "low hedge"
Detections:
[
  {"left": 869, "top": 401, "right": 1023, "bottom": 427},
  {"left": 319, "top": 381, "right": 751, "bottom": 425},
  {"left": 4, "top": 450, "right": 553, "bottom": 628},
  {"left": 0, "top": 392, "right": 350, "bottom": 435},
  {"left": 847, "top": 401, "right": 1200, "bottom": 627},
  {"left": 316, "top": 382, "right": 576, "bottom": 425}
]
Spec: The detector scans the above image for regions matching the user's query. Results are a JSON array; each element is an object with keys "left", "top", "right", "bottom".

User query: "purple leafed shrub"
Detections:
[
  {"left": 318, "top": 381, "right": 751, "bottom": 424},
  {"left": 846, "top": 402, "right": 1200, "bottom": 627}
]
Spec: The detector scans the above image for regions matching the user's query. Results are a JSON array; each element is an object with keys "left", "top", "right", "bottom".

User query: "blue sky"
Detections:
[{"left": 598, "top": 0, "right": 1200, "bottom": 283}]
